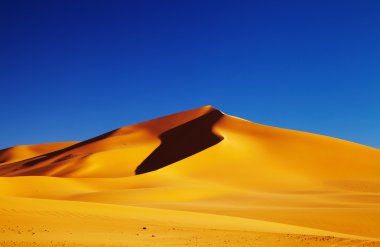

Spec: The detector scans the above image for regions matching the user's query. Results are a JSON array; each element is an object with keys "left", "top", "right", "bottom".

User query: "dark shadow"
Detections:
[
  {"left": 0, "top": 129, "right": 119, "bottom": 176},
  {"left": 135, "top": 109, "right": 224, "bottom": 175},
  {"left": 0, "top": 147, "right": 12, "bottom": 163},
  {"left": 22, "top": 129, "right": 118, "bottom": 167}
]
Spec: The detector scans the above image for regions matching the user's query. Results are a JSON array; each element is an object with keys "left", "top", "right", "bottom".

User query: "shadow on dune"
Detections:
[
  {"left": 0, "top": 130, "right": 118, "bottom": 176},
  {"left": 22, "top": 130, "right": 118, "bottom": 167},
  {"left": 135, "top": 109, "right": 224, "bottom": 175},
  {"left": 0, "top": 107, "right": 224, "bottom": 177},
  {"left": 0, "top": 147, "right": 13, "bottom": 163}
]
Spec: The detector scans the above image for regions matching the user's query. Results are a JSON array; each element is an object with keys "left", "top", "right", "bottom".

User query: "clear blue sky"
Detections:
[{"left": 1, "top": 0, "right": 379, "bottom": 149}]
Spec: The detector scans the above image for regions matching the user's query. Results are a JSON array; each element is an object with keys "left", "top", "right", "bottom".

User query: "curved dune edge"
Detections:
[
  {"left": 1, "top": 106, "right": 380, "bottom": 246},
  {"left": 0, "top": 105, "right": 379, "bottom": 179},
  {"left": 135, "top": 108, "right": 224, "bottom": 174},
  {"left": 0, "top": 142, "right": 78, "bottom": 165},
  {"left": 0, "top": 106, "right": 222, "bottom": 177}
]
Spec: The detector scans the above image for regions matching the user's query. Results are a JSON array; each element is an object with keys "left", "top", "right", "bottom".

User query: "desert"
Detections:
[{"left": 0, "top": 106, "right": 379, "bottom": 246}]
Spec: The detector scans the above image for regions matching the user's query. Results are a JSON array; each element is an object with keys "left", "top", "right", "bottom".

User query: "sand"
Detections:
[{"left": 0, "top": 105, "right": 379, "bottom": 246}]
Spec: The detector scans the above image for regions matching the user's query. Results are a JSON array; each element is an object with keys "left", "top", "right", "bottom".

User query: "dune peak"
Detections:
[
  {"left": 1, "top": 106, "right": 380, "bottom": 246},
  {"left": 135, "top": 108, "right": 224, "bottom": 175}
]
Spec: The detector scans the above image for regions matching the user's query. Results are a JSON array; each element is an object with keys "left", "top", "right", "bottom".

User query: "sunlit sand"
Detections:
[{"left": 1, "top": 106, "right": 379, "bottom": 246}]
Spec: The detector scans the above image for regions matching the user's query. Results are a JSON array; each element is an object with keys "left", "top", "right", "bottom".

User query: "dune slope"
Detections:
[
  {"left": 0, "top": 142, "right": 77, "bottom": 165},
  {"left": 0, "top": 105, "right": 379, "bottom": 246}
]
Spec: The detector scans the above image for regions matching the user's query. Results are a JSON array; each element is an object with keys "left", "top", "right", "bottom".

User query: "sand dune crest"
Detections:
[{"left": 1, "top": 106, "right": 379, "bottom": 246}]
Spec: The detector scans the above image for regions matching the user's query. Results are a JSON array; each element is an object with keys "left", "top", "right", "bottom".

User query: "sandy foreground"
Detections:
[
  {"left": 1, "top": 106, "right": 380, "bottom": 246},
  {"left": 1, "top": 196, "right": 379, "bottom": 247}
]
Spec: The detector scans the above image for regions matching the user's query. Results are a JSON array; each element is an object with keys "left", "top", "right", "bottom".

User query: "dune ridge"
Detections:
[
  {"left": 1, "top": 105, "right": 379, "bottom": 246},
  {"left": 0, "top": 142, "right": 77, "bottom": 165},
  {"left": 136, "top": 108, "right": 224, "bottom": 174}
]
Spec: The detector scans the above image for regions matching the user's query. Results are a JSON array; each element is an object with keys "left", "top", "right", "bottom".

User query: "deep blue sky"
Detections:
[{"left": 1, "top": 0, "right": 379, "bottom": 149}]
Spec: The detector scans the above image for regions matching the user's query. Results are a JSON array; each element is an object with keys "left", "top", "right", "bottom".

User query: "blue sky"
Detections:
[{"left": 1, "top": 0, "right": 379, "bottom": 149}]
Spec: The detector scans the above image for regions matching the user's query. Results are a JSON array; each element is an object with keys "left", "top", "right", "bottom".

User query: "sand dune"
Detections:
[
  {"left": 0, "top": 105, "right": 379, "bottom": 246},
  {"left": 0, "top": 142, "right": 77, "bottom": 165}
]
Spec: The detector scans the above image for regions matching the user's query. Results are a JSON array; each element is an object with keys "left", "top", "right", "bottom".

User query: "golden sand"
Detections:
[{"left": 0, "top": 106, "right": 379, "bottom": 246}]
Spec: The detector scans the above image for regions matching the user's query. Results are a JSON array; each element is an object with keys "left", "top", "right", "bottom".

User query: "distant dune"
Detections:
[
  {"left": 0, "top": 142, "right": 77, "bottom": 165},
  {"left": 1, "top": 106, "right": 379, "bottom": 246}
]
